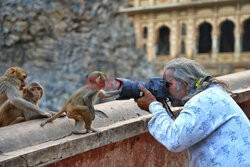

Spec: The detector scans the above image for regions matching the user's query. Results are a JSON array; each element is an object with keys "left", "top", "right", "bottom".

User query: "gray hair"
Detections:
[{"left": 164, "top": 58, "right": 230, "bottom": 103}]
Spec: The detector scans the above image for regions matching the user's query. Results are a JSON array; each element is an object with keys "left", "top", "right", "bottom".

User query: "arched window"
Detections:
[
  {"left": 156, "top": 26, "right": 170, "bottom": 55},
  {"left": 143, "top": 27, "right": 148, "bottom": 39},
  {"left": 198, "top": 22, "right": 212, "bottom": 53},
  {"left": 219, "top": 20, "right": 235, "bottom": 52},
  {"left": 180, "top": 40, "right": 185, "bottom": 54},
  {"left": 181, "top": 23, "right": 186, "bottom": 36},
  {"left": 242, "top": 18, "right": 250, "bottom": 52}
]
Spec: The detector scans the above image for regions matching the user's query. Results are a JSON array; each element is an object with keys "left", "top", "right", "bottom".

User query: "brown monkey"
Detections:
[
  {"left": 0, "top": 67, "right": 51, "bottom": 119},
  {"left": 41, "top": 71, "right": 121, "bottom": 134},
  {"left": 0, "top": 100, "right": 25, "bottom": 127},
  {"left": 22, "top": 82, "right": 59, "bottom": 120},
  {"left": 0, "top": 82, "right": 57, "bottom": 127}
]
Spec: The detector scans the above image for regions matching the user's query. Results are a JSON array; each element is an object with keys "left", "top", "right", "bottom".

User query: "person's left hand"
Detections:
[{"left": 135, "top": 85, "right": 157, "bottom": 112}]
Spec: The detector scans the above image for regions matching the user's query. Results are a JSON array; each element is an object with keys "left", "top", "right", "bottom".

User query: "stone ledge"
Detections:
[
  {"left": 0, "top": 70, "right": 250, "bottom": 166},
  {"left": 217, "top": 70, "right": 250, "bottom": 91},
  {"left": 0, "top": 115, "right": 152, "bottom": 167},
  {"left": 119, "top": 0, "right": 234, "bottom": 14},
  {"left": 0, "top": 99, "right": 149, "bottom": 154}
]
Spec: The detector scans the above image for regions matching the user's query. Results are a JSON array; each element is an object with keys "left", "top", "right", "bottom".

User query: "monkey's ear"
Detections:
[
  {"left": 22, "top": 88, "right": 27, "bottom": 95},
  {"left": 9, "top": 67, "right": 17, "bottom": 76},
  {"left": 100, "top": 73, "right": 106, "bottom": 81},
  {"left": 97, "top": 76, "right": 101, "bottom": 81}
]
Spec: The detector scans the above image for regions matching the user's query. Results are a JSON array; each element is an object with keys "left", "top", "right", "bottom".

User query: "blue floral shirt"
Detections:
[{"left": 148, "top": 85, "right": 250, "bottom": 167}]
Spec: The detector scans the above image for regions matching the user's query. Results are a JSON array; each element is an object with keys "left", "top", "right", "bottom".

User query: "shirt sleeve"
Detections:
[{"left": 148, "top": 94, "right": 235, "bottom": 152}]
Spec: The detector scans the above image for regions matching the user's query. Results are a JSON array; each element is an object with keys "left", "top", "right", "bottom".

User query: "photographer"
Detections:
[{"left": 135, "top": 58, "right": 250, "bottom": 167}]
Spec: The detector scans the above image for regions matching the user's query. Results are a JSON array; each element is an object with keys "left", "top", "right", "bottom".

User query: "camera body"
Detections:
[{"left": 115, "top": 78, "right": 168, "bottom": 100}]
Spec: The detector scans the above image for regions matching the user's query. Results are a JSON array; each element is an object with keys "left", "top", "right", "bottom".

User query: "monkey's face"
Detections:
[
  {"left": 19, "top": 74, "right": 27, "bottom": 89},
  {"left": 97, "top": 73, "right": 107, "bottom": 89},
  {"left": 7, "top": 67, "right": 27, "bottom": 90},
  {"left": 29, "top": 86, "right": 43, "bottom": 101}
]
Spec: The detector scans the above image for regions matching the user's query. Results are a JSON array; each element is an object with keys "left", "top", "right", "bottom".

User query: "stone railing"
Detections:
[{"left": 0, "top": 70, "right": 250, "bottom": 167}]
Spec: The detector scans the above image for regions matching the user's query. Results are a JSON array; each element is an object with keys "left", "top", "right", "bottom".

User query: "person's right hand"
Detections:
[{"left": 135, "top": 85, "right": 157, "bottom": 112}]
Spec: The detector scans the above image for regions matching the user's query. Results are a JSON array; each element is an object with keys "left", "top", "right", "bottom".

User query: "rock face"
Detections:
[{"left": 0, "top": 0, "right": 159, "bottom": 110}]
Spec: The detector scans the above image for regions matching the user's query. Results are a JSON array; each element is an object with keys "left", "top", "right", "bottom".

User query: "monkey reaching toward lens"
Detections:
[
  {"left": 0, "top": 67, "right": 51, "bottom": 127},
  {"left": 41, "top": 71, "right": 121, "bottom": 134}
]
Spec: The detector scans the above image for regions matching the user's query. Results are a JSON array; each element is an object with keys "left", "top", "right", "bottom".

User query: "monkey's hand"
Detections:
[
  {"left": 95, "top": 110, "right": 108, "bottom": 118},
  {"left": 42, "top": 112, "right": 52, "bottom": 118},
  {"left": 48, "top": 111, "right": 66, "bottom": 117},
  {"left": 98, "top": 89, "right": 121, "bottom": 99}
]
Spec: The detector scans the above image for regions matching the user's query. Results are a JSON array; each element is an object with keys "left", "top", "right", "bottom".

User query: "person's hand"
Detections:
[{"left": 135, "top": 85, "right": 157, "bottom": 112}]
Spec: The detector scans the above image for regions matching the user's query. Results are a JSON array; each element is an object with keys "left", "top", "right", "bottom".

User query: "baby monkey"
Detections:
[
  {"left": 22, "top": 82, "right": 58, "bottom": 120},
  {"left": 0, "top": 67, "right": 51, "bottom": 127},
  {"left": 0, "top": 82, "right": 55, "bottom": 127},
  {"left": 41, "top": 71, "right": 121, "bottom": 134}
]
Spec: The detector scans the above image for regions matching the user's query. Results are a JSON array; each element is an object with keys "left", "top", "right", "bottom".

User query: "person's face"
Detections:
[{"left": 163, "top": 69, "right": 188, "bottom": 107}]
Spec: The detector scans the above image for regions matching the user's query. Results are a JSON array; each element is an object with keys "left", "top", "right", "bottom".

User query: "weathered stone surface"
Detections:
[
  {"left": 0, "top": 0, "right": 159, "bottom": 111},
  {"left": 0, "top": 99, "right": 149, "bottom": 154},
  {"left": 46, "top": 133, "right": 189, "bottom": 167},
  {"left": 217, "top": 70, "right": 250, "bottom": 90},
  {"left": 0, "top": 114, "right": 153, "bottom": 167},
  {"left": 0, "top": 71, "right": 249, "bottom": 167},
  {"left": 0, "top": 117, "right": 74, "bottom": 153}
]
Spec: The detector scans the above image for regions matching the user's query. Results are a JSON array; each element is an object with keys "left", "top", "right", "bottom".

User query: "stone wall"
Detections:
[
  {"left": 0, "top": 71, "right": 249, "bottom": 167},
  {"left": 0, "top": 0, "right": 159, "bottom": 110}
]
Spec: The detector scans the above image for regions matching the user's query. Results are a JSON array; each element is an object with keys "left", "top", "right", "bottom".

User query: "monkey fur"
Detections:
[
  {"left": 0, "top": 81, "right": 56, "bottom": 127},
  {"left": 0, "top": 101, "right": 25, "bottom": 127},
  {"left": 41, "top": 71, "right": 121, "bottom": 134},
  {"left": 0, "top": 67, "right": 51, "bottom": 127},
  {"left": 22, "top": 82, "right": 59, "bottom": 120}
]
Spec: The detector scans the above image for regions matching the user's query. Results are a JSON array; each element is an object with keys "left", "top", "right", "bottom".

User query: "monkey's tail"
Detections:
[
  {"left": 40, "top": 107, "right": 66, "bottom": 127},
  {"left": 95, "top": 110, "right": 109, "bottom": 118}
]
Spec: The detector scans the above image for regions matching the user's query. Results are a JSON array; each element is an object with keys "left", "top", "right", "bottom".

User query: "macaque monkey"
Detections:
[
  {"left": 0, "top": 67, "right": 51, "bottom": 118},
  {"left": 22, "top": 82, "right": 59, "bottom": 120},
  {"left": 41, "top": 71, "right": 121, "bottom": 134},
  {"left": 0, "top": 99, "right": 25, "bottom": 127},
  {"left": 0, "top": 82, "right": 57, "bottom": 127}
]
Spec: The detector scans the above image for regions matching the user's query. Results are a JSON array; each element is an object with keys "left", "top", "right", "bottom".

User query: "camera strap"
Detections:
[
  {"left": 163, "top": 99, "right": 176, "bottom": 120},
  {"left": 167, "top": 95, "right": 182, "bottom": 102}
]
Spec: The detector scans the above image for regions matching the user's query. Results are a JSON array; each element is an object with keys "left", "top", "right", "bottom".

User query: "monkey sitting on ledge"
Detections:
[
  {"left": 41, "top": 71, "right": 121, "bottom": 135},
  {"left": 22, "top": 82, "right": 60, "bottom": 121},
  {"left": 0, "top": 67, "right": 52, "bottom": 127},
  {"left": 0, "top": 82, "right": 58, "bottom": 127}
]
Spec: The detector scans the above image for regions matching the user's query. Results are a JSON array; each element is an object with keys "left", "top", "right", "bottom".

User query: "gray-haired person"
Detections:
[{"left": 136, "top": 58, "right": 250, "bottom": 167}]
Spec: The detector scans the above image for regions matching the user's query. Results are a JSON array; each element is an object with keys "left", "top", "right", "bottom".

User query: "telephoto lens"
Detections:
[{"left": 115, "top": 78, "right": 168, "bottom": 100}]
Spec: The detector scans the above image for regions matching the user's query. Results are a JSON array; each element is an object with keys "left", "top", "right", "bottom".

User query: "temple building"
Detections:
[{"left": 120, "top": 0, "right": 250, "bottom": 75}]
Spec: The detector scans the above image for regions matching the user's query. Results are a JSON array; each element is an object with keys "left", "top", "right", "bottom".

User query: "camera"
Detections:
[
  {"left": 115, "top": 78, "right": 169, "bottom": 100},
  {"left": 115, "top": 77, "right": 176, "bottom": 119}
]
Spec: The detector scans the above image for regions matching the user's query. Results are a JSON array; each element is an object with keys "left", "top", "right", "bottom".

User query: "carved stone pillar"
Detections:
[
  {"left": 234, "top": 34, "right": 241, "bottom": 61},
  {"left": 134, "top": 0, "right": 139, "bottom": 7},
  {"left": 193, "top": 36, "right": 198, "bottom": 60},
  {"left": 186, "top": 12, "right": 195, "bottom": 59},
  {"left": 149, "top": 0, "right": 154, "bottom": 6},
  {"left": 170, "top": 12, "right": 178, "bottom": 58},
  {"left": 147, "top": 14, "right": 154, "bottom": 61},
  {"left": 234, "top": 14, "right": 241, "bottom": 61},
  {"left": 212, "top": 36, "right": 218, "bottom": 61},
  {"left": 134, "top": 15, "right": 140, "bottom": 48},
  {"left": 212, "top": 24, "right": 218, "bottom": 61}
]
